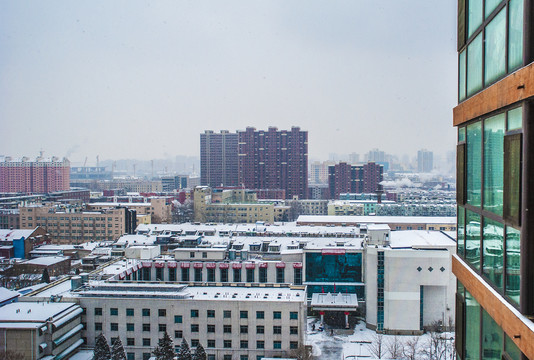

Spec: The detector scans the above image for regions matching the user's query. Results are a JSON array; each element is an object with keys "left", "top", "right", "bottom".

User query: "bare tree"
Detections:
[
  {"left": 419, "top": 321, "right": 455, "bottom": 360},
  {"left": 172, "top": 199, "right": 194, "bottom": 223},
  {"left": 402, "top": 336, "right": 420, "bottom": 360},
  {"left": 288, "top": 344, "right": 314, "bottom": 360},
  {"left": 386, "top": 335, "right": 404, "bottom": 359},
  {"left": 368, "top": 333, "right": 386, "bottom": 359}
]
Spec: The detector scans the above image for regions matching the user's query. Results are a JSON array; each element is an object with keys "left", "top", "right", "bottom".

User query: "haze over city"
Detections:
[{"left": 0, "top": 1, "right": 457, "bottom": 164}]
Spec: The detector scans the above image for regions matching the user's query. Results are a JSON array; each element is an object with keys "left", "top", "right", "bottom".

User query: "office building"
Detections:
[
  {"left": 201, "top": 130, "right": 239, "bottom": 187},
  {"left": 0, "top": 156, "right": 70, "bottom": 194},
  {"left": 417, "top": 149, "right": 434, "bottom": 173},
  {"left": 454, "top": 0, "right": 532, "bottom": 359},
  {"left": 238, "top": 127, "right": 308, "bottom": 199}
]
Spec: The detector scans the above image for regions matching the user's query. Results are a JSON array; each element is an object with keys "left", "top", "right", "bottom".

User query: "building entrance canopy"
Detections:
[{"left": 311, "top": 292, "right": 358, "bottom": 312}]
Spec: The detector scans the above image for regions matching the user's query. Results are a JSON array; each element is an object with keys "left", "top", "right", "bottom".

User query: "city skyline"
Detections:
[{"left": 0, "top": 1, "right": 457, "bottom": 164}]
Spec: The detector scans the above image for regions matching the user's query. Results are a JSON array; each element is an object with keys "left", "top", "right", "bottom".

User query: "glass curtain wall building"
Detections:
[{"left": 454, "top": 0, "right": 534, "bottom": 359}]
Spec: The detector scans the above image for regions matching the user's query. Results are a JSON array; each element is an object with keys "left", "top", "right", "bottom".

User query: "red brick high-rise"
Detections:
[
  {"left": 0, "top": 156, "right": 70, "bottom": 193},
  {"left": 328, "top": 161, "right": 383, "bottom": 199},
  {"left": 238, "top": 126, "right": 308, "bottom": 199}
]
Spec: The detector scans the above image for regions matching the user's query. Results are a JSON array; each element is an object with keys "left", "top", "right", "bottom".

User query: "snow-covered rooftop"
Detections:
[
  {"left": 389, "top": 230, "right": 456, "bottom": 249},
  {"left": 0, "top": 302, "right": 77, "bottom": 323},
  {"left": 0, "top": 287, "right": 19, "bottom": 303},
  {"left": 297, "top": 215, "right": 456, "bottom": 224},
  {"left": 0, "top": 229, "right": 37, "bottom": 241},
  {"left": 22, "top": 256, "right": 69, "bottom": 266}
]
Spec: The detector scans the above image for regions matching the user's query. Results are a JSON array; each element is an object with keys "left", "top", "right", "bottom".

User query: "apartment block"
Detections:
[
  {"left": 238, "top": 127, "right": 308, "bottom": 199},
  {"left": 328, "top": 162, "right": 384, "bottom": 199},
  {"left": 201, "top": 130, "right": 239, "bottom": 187},
  {"left": 19, "top": 204, "right": 135, "bottom": 244},
  {"left": 417, "top": 149, "right": 434, "bottom": 173},
  {"left": 0, "top": 156, "right": 70, "bottom": 194}
]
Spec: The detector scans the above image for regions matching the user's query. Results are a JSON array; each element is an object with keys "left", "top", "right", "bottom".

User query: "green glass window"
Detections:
[
  {"left": 457, "top": 280, "right": 465, "bottom": 298},
  {"left": 504, "top": 133, "right": 522, "bottom": 225},
  {"left": 465, "top": 290, "right": 480, "bottom": 360},
  {"left": 467, "top": 33, "right": 483, "bottom": 96},
  {"left": 482, "top": 218, "right": 503, "bottom": 290},
  {"left": 467, "top": 121, "right": 482, "bottom": 206},
  {"left": 485, "top": 0, "right": 501, "bottom": 18},
  {"left": 484, "top": 9, "right": 506, "bottom": 85},
  {"left": 459, "top": 127, "right": 466, "bottom": 142},
  {"left": 507, "top": 107, "right": 522, "bottom": 130},
  {"left": 505, "top": 333, "right": 522, "bottom": 360},
  {"left": 482, "top": 309, "right": 502, "bottom": 360},
  {"left": 466, "top": 210, "right": 481, "bottom": 269},
  {"left": 468, "top": 0, "right": 483, "bottom": 37},
  {"left": 459, "top": 50, "right": 467, "bottom": 101},
  {"left": 458, "top": 206, "right": 465, "bottom": 257},
  {"left": 483, "top": 114, "right": 505, "bottom": 215},
  {"left": 508, "top": 0, "right": 524, "bottom": 71},
  {"left": 505, "top": 226, "right": 520, "bottom": 305}
]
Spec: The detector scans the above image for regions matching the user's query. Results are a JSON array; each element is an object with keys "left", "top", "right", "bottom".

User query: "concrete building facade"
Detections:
[
  {"left": 20, "top": 204, "right": 135, "bottom": 244},
  {"left": 201, "top": 130, "right": 239, "bottom": 187}
]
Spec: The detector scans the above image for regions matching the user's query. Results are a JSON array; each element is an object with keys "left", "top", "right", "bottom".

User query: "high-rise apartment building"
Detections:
[
  {"left": 328, "top": 162, "right": 383, "bottom": 199},
  {"left": 417, "top": 149, "right": 434, "bottom": 172},
  {"left": 200, "top": 130, "right": 238, "bottom": 187},
  {"left": 238, "top": 127, "right": 308, "bottom": 199},
  {"left": 0, "top": 156, "right": 70, "bottom": 193},
  {"left": 454, "top": 1, "right": 533, "bottom": 359}
]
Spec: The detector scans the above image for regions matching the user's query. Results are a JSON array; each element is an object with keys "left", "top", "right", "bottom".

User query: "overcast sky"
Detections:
[{"left": 0, "top": 1, "right": 457, "bottom": 165}]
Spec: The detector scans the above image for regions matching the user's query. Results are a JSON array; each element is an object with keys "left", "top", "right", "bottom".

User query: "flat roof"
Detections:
[
  {"left": 389, "top": 230, "right": 456, "bottom": 249},
  {"left": 22, "top": 256, "right": 69, "bottom": 266},
  {"left": 0, "top": 302, "right": 77, "bottom": 323},
  {"left": 296, "top": 215, "right": 456, "bottom": 224}
]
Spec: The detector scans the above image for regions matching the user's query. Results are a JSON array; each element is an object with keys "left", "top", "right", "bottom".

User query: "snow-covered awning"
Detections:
[
  {"left": 53, "top": 323, "right": 83, "bottom": 347},
  {"left": 310, "top": 292, "right": 359, "bottom": 312},
  {"left": 52, "top": 308, "right": 83, "bottom": 330},
  {"left": 55, "top": 338, "right": 84, "bottom": 360}
]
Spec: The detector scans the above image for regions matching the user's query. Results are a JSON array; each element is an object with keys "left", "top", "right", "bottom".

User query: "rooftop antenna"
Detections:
[
  {"left": 151, "top": 160, "right": 154, "bottom": 178},
  {"left": 133, "top": 164, "right": 136, "bottom": 178}
]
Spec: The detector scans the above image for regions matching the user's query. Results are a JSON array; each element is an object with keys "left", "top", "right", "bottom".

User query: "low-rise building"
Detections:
[
  {"left": 0, "top": 227, "right": 49, "bottom": 259},
  {"left": 0, "top": 301, "right": 83, "bottom": 359}
]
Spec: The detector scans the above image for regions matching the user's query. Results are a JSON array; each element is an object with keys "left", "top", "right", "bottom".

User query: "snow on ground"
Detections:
[{"left": 306, "top": 317, "right": 455, "bottom": 360}]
